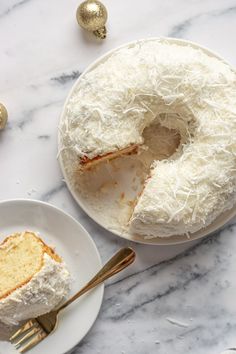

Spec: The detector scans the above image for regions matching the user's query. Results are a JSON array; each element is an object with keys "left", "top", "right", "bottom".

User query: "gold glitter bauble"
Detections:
[
  {"left": 0, "top": 103, "right": 8, "bottom": 130},
  {"left": 76, "top": 0, "right": 107, "bottom": 39}
]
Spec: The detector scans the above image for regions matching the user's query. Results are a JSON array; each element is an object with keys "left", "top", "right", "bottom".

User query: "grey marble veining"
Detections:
[
  {"left": 1, "top": 0, "right": 236, "bottom": 353},
  {"left": 67, "top": 228, "right": 236, "bottom": 354}
]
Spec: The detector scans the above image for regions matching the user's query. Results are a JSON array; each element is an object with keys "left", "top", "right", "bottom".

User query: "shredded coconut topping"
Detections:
[
  {"left": 60, "top": 39, "right": 236, "bottom": 238},
  {"left": 0, "top": 254, "right": 71, "bottom": 325}
]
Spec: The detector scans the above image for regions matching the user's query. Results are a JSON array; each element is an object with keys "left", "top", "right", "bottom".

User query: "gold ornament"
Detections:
[
  {"left": 0, "top": 103, "right": 8, "bottom": 130},
  {"left": 76, "top": 0, "right": 108, "bottom": 39}
]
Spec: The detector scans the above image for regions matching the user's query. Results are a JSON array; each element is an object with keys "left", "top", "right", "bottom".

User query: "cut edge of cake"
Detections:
[
  {"left": 0, "top": 231, "right": 62, "bottom": 301},
  {"left": 79, "top": 144, "right": 139, "bottom": 170}
]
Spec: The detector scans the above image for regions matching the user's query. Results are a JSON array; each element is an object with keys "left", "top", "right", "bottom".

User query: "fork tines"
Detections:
[{"left": 10, "top": 319, "right": 47, "bottom": 353}]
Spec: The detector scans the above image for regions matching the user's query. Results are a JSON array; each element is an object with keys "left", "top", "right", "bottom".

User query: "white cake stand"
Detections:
[{"left": 58, "top": 37, "right": 236, "bottom": 245}]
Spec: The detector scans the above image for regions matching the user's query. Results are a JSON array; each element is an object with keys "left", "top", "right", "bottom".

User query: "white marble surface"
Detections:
[{"left": 1, "top": 0, "right": 236, "bottom": 353}]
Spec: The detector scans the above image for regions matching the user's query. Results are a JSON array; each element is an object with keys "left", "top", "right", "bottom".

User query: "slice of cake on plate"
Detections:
[{"left": 0, "top": 231, "right": 71, "bottom": 326}]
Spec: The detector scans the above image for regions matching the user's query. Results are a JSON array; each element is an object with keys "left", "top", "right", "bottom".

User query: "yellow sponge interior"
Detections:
[{"left": 0, "top": 232, "right": 61, "bottom": 300}]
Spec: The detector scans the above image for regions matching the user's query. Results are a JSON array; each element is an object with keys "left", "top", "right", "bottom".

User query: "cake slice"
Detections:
[{"left": 0, "top": 231, "right": 71, "bottom": 326}]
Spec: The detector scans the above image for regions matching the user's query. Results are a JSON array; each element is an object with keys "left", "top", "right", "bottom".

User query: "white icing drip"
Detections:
[
  {"left": 0, "top": 254, "right": 71, "bottom": 326},
  {"left": 60, "top": 39, "right": 236, "bottom": 238}
]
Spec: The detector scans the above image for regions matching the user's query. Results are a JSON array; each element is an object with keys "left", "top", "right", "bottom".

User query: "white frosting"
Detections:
[
  {"left": 0, "top": 254, "right": 71, "bottom": 326},
  {"left": 60, "top": 39, "right": 236, "bottom": 238}
]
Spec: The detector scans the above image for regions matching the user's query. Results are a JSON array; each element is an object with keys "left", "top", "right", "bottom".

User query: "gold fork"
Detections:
[{"left": 10, "top": 247, "right": 135, "bottom": 353}]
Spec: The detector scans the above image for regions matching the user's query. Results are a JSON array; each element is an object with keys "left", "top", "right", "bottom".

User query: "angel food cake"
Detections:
[
  {"left": 60, "top": 39, "right": 236, "bottom": 238},
  {"left": 0, "top": 232, "right": 71, "bottom": 325}
]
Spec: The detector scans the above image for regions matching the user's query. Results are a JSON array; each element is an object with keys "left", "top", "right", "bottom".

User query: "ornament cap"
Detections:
[{"left": 93, "top": 26, "right": 106, "bottom": 39}]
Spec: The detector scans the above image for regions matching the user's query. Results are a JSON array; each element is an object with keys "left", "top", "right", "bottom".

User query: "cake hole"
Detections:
[
  {"left": 140, "top": 114, "right": 181, "bottom": 169},
  {"left": 74, "top": 112, "right": 193, "bottom": 233}
]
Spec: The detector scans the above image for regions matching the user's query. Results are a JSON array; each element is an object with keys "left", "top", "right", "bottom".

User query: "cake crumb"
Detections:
[
  {"left": 120, "top": 192, "right": 125, "bottom": 200},
  {"left": 99, "top": 181, "right": 114, "bottom": 193}
]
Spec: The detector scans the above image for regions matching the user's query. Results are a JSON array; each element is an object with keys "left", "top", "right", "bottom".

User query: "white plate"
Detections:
[
  {"left": 0, "top": 199, "right": 103, "bottom": 354},
  {"left": 58, "top": 37, "right": 236, "bottom": 246}
]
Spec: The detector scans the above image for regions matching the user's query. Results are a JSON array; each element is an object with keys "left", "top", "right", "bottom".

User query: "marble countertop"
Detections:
[{"left": 1, "top": 0, "right": 236, "bottom": 353}]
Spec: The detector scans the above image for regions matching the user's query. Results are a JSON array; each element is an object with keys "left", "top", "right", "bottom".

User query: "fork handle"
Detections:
[{"left": 58, "top": 247, "right": 136, "bottom": 312}]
